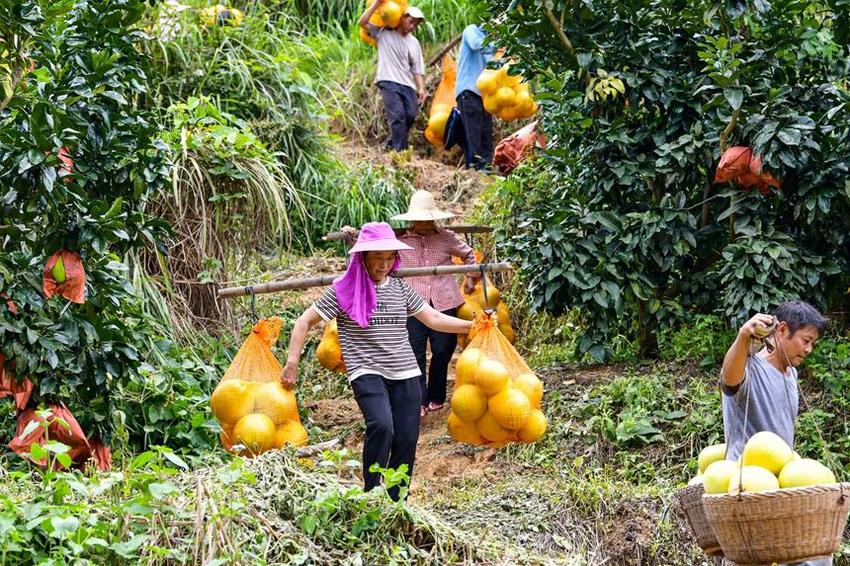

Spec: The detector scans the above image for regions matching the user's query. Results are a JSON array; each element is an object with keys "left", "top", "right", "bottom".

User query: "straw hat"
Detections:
[
  {"left": 392, "top": 190, "right": 455, "bottom": 222},
  {"left": 348, "top": 222, "right": 413, "bottom": 254}
]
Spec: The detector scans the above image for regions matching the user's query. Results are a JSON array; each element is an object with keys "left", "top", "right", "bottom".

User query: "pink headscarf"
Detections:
[{"left": 333, "top": 252, "right": 401, "bottom": 328}]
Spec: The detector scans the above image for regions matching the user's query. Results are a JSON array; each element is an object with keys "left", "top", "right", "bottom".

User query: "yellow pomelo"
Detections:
[
  {"left": 517, "top": 408, "right": 547, "bottom": 443},
  {"left": 496, "top": 303, "right": 510, "bottom": 324},
  {"left": 729, "top": 465, "right": 780, "bottom": 495},
  {"left": 255, "top": 382, "right": 298, "bottom": 425},
  {"left": 472, "top": 286, "right": 501, "bottom": 309},
  {"left": 233, "top": 413, "right": 276, "bottom": 456},
  {"left": 488, "top": 387, "right": 531, "bottom": 430},
  {"left": 211, "top": 379, "right": 255, "bottom": 425},
  {"left": 274, "top": 421, "right": 309, "bottom": 448},
  {"left": 456, "top": 300, "right": 481, "bottom": 321},
  {"left": 499, "top": 323, "right": 516, "bottom": 344},
  {"left": 778, "top": 459, "right": 836, "bottom": 488},
  {"left": 220, "top": 423, "right": 235, "bottom": 452},
  {"left": 698, "top": 443, "right": 727, "bottom": 473},
  {"left": 502, "top": 73, "right": 522, "bottom": 88},
  {"left": 517, "top": 99, "right": 536, "bottom": 119},
  {"left": 432, "top": 102, "right": 452, "bottom": 115},
  {"left": 447, "top": 411, "right": 485, "bottom": 445},
  {"left": 499, "top": 107, "right": 519, "bottom": 121},
  {"left": 451, "top": 384, "right": 488, "bottom": 423},
  {"left": 513, "top": 373, "right": 543, "bottom": 408},
  {"left": 316, "top": 336, "right": 344, "bottom": 372},
  {"left": 688, "top": 474, "right": 704, "bottom": 487},
  {"left": 513, "top": 89, "right": 532, "bottom": 109},
  {"left": 476, "top": 69, "right": 500, "bottom": 96},
  {"left": 477, "top": 411, "right": 512, "bottom": 443},
  {"left": 495, "top": 87, "right": 516, "bottom": 109},
  {"left": 703, "top": 459, "right": 739, "bottom": 494},
  {"left": 483, "top": 94, "right": 500, "bottom": 114},
  {"left": 456, "top": 347, "right": 485, "bottom": 385},
  {"left": 474, "top": 358, "right": 510, "bottom": 395},
  {"left": 380, "top": 1, "right": 403, "bottom": 27},
  {"left": 742, "top": 431, "right": 794, "bottom": 475},
  {"left": 428, "top": 111, "right": 450, "bottom": 140},
  {"left": 359, "top": 26, "right": 376, "bottom": 47}
]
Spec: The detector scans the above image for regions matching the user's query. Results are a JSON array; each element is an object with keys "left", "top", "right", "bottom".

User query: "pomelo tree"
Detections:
[
  {"left": 0, "top": 0, "right": 172, "bottom": 451},
  {"left": 489, "top": 0, "right": 850, "bottom": 358}
]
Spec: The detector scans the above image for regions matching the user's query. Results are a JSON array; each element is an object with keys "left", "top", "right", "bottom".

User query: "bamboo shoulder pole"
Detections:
[
  {"left": 323, "top": 225, "right": 493, "bottom": 242},
  {"left": 217, "top": 262, "right": 513, "bottom": 299}
]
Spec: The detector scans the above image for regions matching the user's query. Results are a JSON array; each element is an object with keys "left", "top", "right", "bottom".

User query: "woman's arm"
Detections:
[
  {"left": 281, "top": 307, "right": 323, "bottom": 388},
  {"left": 413, "top": 304, "right": 473, "bottom": 334}
]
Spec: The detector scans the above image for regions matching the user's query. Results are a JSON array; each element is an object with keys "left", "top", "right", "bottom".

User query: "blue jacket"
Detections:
[{"left": 455, "top": 24, "right": 495, "bottom": 98}]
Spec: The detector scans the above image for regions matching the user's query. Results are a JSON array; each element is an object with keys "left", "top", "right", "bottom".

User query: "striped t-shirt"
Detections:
[{"left": 312, "top": 277, "right": 426, "bottom": 382}]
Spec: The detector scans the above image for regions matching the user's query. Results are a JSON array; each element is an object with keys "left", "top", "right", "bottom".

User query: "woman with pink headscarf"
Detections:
[{"left": 282, "top": 222, "right": 472, "bottom": 500}]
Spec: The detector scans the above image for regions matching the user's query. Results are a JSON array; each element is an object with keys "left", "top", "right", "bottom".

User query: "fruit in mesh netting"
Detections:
[
  {"left": 474, "top": 358, "right": 510, "bottom": 395},
  {"left": 428, "top": 110, "right": 450, "bottom": 140},
  {"left": 274, "top": 421, "right": 309, "bottom": 448},
  {"left": 316, "top": 320, "right": 345, "bottom": 373},
  {"left": 255, "top": 382, "right": 298, "bottom": 425},
  {"left": 476, "top": 69, "right": 499, "bottom": 96},
  {"left": 455, "top": 347, "right": 484, "bottom": 386},
  {"left": 517, "top": 409, "right": 547, "bottom": 443},
  {"left": 471, "top": 286, "right": 501, "bottom": 309},
  {"left": 513, "top": 372, "right": 543, "bottom": 408},
  {"left": 380, "top": 1, "right": 403, "bottom": 27},
  {"left": 211, "top": 379, "right": 256, "bottom": 425},
  {"left": 488, "top": 387, "right": 531, "bottom": 430},
  {"left": 476, "top": 411, "right": 512, "bottom": 443},
  {"left": 450, "top": 384, "right": 488, "bottom": 422},
  {"left": 233, "top": 413, "right": 276, "bottom": 455},
  {"left": 447, "top": 411, "right": 485, "bottom": 445}
]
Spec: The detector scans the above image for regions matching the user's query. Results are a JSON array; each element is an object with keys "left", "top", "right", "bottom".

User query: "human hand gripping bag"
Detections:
[
  {"left": 448, "top": 313, "right": 547, "bottom": 447},
  {"left": 210, "top": 317, "right": 308, "bottom": 456}
]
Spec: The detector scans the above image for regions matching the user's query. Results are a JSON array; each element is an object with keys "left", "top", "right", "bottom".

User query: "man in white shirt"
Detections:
[{"left": 359, "top": 2, "right": 426, "bottom": 151}]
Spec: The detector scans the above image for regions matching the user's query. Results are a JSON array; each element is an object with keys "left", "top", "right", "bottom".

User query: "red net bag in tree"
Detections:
[
  {"left": 493, "top": 120, "right": 547, "bottom": 175},
  {"left": 211, "top": 317, "right": 308, "bottom": 456},
  {"left": 424, "top": 55, "right": 457, "bottom": 147},
  {"left": 448, "top": 313, "right": 546, "bottom": 447}
]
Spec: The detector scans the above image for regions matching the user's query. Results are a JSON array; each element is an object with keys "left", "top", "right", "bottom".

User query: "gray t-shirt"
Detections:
[
  {"left": 367, "top": 23, "right": 424, "bottom": 90},
  {"left": 722, "top": 355, "right": 831, "bottom": 566},
  {"left": 722, "top": 352, "right": 799, "bottom": 462}
]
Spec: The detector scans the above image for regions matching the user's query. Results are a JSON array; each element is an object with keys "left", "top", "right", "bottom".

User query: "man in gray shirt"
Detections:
[
  {"left": 359, "top": 1, "right": 426, "bottom": 151},
  {"left": 721, "top": 300, "right": 829, "bottom": 566}
]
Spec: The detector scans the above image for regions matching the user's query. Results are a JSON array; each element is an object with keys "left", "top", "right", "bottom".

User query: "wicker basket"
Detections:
[
  {"left": 675, "top": 484, "right": 723, "bottom": 557},
  {"left": 702, "top": 482, "right": 850, "bottom": 565}
]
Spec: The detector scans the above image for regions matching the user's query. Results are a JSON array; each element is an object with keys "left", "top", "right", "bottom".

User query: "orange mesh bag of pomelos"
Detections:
[
  {"left": 453, "top": 250, "right": 515, "bottom": 347},
  {"left": 449, "top": 311, "right": 546, "bottom": 447},
  {"left": 424, "top": 54, "right": 457, "bottom": 147},
  {"left": 211, "top": 317, "right": 308, "bottom": 456},
  {"left": 315, "top": 319, "right": 346, "bottom": 374}
]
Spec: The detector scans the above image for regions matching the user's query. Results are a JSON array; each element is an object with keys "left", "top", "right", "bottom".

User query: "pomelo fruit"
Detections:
[
  {"left": 703, "top": 459, "right": 739, "bottom": 494},
  {"left": 729, "top": 465, "right": 780, "bottom": 495},
  {"left": 517, "top": 408, "right": 547, "bottom": 443},
  {"left": 778, "top": 459, "right": 836, "bottom": 488},
  {"left": 451, "top": 384, "right": 488, "bottom": 422},
  {"left": 474, "top": 358, "right": 510, "bottom": 395},
  {"left": 211, "top": 379, "right": 255, "bottom": 426},
  {"left": 742, "top": 431, "right": 794, "bottom": 475},
  {"left": 698, "top": 443, "right": 727, "bottom": 473},
  {"left": 488, "top": 387, "right": 531, "bottom": 430},
  {"left": 233, "top": 413, "right": 276, "bottom": 456}
]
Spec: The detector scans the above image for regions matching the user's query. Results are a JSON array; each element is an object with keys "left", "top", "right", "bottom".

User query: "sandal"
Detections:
[{"left": 427, "top": 402, "right": 445, "bottom": 412}]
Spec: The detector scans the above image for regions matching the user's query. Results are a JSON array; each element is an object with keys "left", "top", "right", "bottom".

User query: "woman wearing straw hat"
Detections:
[
  {"left": 393, "top": 190, "right": 480, "bottom": 417},
  {"left": 282, "top": 222, "right": 472, "bottom": 500}
]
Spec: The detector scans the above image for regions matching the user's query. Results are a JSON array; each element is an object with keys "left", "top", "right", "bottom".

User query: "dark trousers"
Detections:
[
  {"left": 377, "top": 81, "right": 418, "bottom": 151},
  {"left": 351, "top": 374, "right": 421, "bottom": 500},
  {"left": 407, "top": 307, "right": 458, "bottom": 406},
  {"left": 457, "top": 91, "right": 494, "bottom": 169}
]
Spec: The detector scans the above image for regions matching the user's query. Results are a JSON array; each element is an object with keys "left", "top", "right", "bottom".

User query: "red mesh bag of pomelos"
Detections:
[
  {"left": 211, "top": 317, "right": 308, "bottom": 456},
  {"left": 448, "top": 312, "right": 546, "bottom": 447}
]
